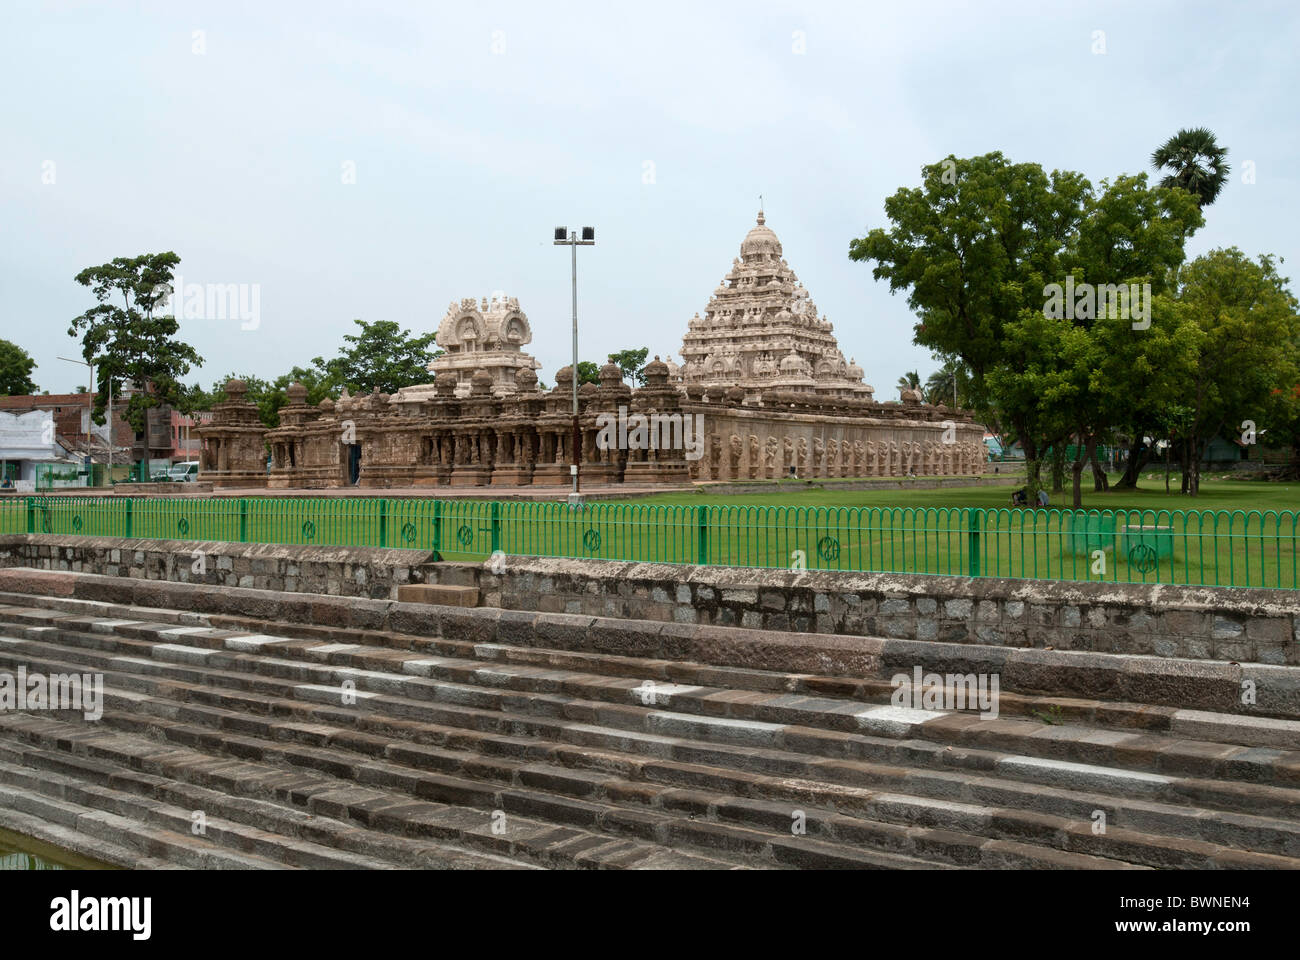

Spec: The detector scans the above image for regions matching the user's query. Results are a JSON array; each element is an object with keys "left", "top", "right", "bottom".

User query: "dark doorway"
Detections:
[{"left": 347, "top": 444, "right": 361, "bottom": 485}]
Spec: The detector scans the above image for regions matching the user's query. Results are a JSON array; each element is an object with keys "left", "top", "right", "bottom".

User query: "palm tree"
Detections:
[
  {"left": 896, "top": 370, "right": 921, "bottom": 394},
  {"left": 1151, "top": 128, "right": 1230, "bottom": 208},
  {"left": 924, "top": 365, "right": 959, "bottom": 406}
]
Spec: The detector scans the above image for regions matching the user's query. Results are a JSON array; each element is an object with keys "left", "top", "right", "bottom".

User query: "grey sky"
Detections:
[{"left": 2, "top": 0, "right": 1296, "bottom": 394}]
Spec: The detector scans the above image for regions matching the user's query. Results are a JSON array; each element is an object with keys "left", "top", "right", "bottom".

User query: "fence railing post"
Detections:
[
  {"left": 967, "top": 509, "right": 981, "bottom": 578},
  {"left": 431, "top": 500, "right": 443, "bottom": 560},
  {"left": 124, "top": 498, "right": 133, "bottom": 539},
  {"left": 490, "top": 501, "right": 501, "bottom": 554},
  {"left": 379, "top": 499, "right": 388, "bottom": 548},
  {"left": 697, "top": 506, "right": 709, "bottom": 565},
  {"left": 238, "top": 499, "right": 248, "bottom": 543},
  {"left": 25, "top": 497, "right": 35, "bottom": 534}
]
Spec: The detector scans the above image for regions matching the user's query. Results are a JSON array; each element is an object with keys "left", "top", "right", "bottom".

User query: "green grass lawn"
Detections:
[
  {"left": 5, "top": 474, "right": 1297, "bottom": 589},
  {"left": 617, "top": 473, "right": 1300, "bottom": 514}
]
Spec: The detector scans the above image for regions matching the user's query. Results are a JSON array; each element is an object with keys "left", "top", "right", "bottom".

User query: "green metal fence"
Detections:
[{"left": 3, "top": 496, "right": 1298, "bottom": 589}]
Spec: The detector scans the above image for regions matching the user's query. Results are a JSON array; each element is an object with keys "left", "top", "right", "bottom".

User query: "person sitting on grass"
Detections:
[
  {"left": 1037, "top": 489, "right": 1049, "bottom": 508},
  {"left": 1011, "top": 487, "right": 1028, "bottom": 507}
]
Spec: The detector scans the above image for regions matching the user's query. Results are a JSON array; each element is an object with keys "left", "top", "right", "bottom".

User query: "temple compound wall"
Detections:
[
  {"left": 684, "top": 391, "right": 984, "bottom": 482},
  {"left": 196, "top": 367, "right": 983, "bottom": 489}
]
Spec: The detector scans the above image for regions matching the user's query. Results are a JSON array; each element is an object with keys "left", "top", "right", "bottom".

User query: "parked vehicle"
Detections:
[{"left": 167, "top": 461, "right": 199, "bottom": 482}]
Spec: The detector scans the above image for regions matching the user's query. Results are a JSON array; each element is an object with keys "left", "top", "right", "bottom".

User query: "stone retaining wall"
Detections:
[
  {"left": 0, "top": 535, "right": 430, "bottom": 600},
  {"left": 429, "top": 557, "right": 1300, "bottom": 666},
  {"left": 2, "top": 535, "right": 1296, "bottom": 665}
]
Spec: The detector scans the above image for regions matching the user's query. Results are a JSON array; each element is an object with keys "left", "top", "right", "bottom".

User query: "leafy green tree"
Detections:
[
  {"left": 203, "top": 367, "right": 339, "bottom": 428},
  {"left": 176, "top": 381, "right": 218, "bottom": 414},
  {"left": 312, "top": 319, "right": 441, "bottom": 394},
  {"left": 609, "top": 348, "right": 650, "bottom": 386},
  {"left": 1151, "top": 128, "right": 1231, "bottom": 208},
  {"left": 576, "top": 361, "right": 601, "bottom": 386},
  {"left": 1160, "top": 249, "right": 1300, "bottom": 495},
  {"left": 1270, "top": 382, "right": 1300, "bottom": 479},
  {"left": 68, "top": 252, "right": 203, "bottom": 434},
  {"left": 852, "top": 153, "right": 1092, "bottom": 488},
  {"left": 852, "top": 154, "right": 1202, "bottom": 501},
  {"left": 0, "top": 340, "right": 38, "bottom": 395}
]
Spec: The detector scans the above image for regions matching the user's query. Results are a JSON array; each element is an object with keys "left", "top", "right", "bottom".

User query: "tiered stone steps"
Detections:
[{"left": 0, "top": 587, "right": 1297, "bottom": 870}]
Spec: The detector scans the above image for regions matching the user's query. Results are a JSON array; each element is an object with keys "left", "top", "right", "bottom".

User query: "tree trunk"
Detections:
[
  {"left": 1050, "top": 445, "right": 1066, "bottom": 494},
  {"left": 1071, "top": 458, "right": 1084, "bottom": 509},
  {"left": 1019, "top": 434, "right": 1041, "bottom": 500},
  {"left": 1114, "top": 437, "right": 1151, "bottom": 489},
  {"left": 1086, "top": 438, "right": 1109, "bottom": 491}
]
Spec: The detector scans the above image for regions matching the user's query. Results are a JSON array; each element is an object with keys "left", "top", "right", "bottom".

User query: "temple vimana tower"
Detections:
[
  {"left": 680, "top": 211, "right": 872, "bottom": 399},
  {"left": 197, "top": 211, "right": 986, "bottom": 487}
]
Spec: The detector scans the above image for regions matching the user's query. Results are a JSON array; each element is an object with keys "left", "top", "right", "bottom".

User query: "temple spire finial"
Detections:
[{"left": 757, "top": 194, "right": 764, "bottom": 225}]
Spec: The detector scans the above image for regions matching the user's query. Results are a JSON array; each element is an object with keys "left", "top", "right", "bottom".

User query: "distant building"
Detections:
[
  {"left": 169, "top": 409, "right": 212, "bottom": 461},
  {"left": 0, "top": 409, "right": 74, "bottom": 490},
  {"left": 0, "top": 388, "right": 203, "bottom": 469},
  {"left": 0, "top": 392, "right": 131, "bottom": 465}
]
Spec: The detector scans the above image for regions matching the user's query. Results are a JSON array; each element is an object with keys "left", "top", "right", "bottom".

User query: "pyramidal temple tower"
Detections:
[{"left": 679, "top": 211, "right": 873, "bottom": 400}]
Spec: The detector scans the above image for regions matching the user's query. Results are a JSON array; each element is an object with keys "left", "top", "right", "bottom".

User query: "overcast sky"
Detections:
[{"left": 2, "top": 0, "right": 1296, "bottom": 395}]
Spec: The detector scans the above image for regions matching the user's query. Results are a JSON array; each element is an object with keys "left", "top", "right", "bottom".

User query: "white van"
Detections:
[{"left": 167, "top": 461, "right": 200, "bottom": 482}]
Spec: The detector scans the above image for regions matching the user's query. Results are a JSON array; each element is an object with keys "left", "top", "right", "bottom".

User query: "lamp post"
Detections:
[
  {"left": 553, "top": 226, "right": 595, "bottom": 498},
  {"left": 58, "top": 356, "right": 112, "bottom": 481}
]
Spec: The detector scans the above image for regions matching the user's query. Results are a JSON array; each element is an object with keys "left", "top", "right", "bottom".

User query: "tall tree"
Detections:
[
  {"left": 1151, "top": 128, "right": 1231, "bottom": 208},
  {"left": 852, "top": 154, "right": 1201, "bottom": 499},
  {"left": 312, "top": 319, "right": 441, "bottom": 394},
  {"left": 852, "top": 153, "right": 1089, "bottom": 489},
  {"left": 0, "top": 340, "right": 38, "bottom": 395},
  {"left": 68, "top": 253, "right": 203, "bottom": 434},
  {"left": 1161, "top": 249, "right": 1300, "bottom": 496}
]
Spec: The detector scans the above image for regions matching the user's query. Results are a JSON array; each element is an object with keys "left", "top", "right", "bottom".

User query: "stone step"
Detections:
[
  {"left": 4, "top": 574, "right": 1297, "bottom": 723},
  {"left": 4, "top": 624, "right": 1297, "bottom": 800},
  {"left": 11, "top": 600, "right": 1298, "bottom": 756},
  {"left": 0, "top": 748, "right": 527, "bottom": 871},
  {"left": 395, "top": 584, "right": 480, "bottom": 607},
  {"left": 0, "top": 779, "right": 290, "bottom": 869},
  {"left": 0, "top": 711, "right": 1073, "bottom": 870},
  {"left": 2, "top": 597, "right": 1298, "bottom": 869},
  {"left": 0, "top": 804, "right": 174, "bottom": 870},
  {"left": 8, "top": 590, "right": 1298, "bottom": 735},
  {"left": 5, "top": 629, "right": 1300, "bottom": 842},
  {"left": 0, "top": 714, "right": 768, "bottom": 870},
  {"left": 3, "top": 637, "right": 1294, "bottom": 869}
]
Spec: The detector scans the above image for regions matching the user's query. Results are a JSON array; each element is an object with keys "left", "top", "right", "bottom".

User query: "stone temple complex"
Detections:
[{"left": 196, "top": 212, "right": 987, "bottom": 487}]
